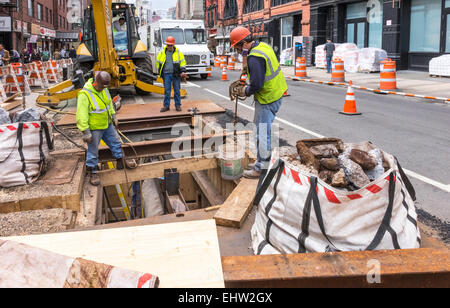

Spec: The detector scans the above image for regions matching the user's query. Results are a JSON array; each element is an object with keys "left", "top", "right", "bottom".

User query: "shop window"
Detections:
[
  {"left": 446, "top": 0, "right": 450, "bottom": 8},
  {"left": 281, "top": 16, "right": 293, "bottom": 51},
  {"left": 244, "top": 0, "right": 264, "bottom": 14},
  {"left": 272, "top": 0, "right": 295, "bottom": 6},
  {"left": 223, "top": 0, "right": 238, "bottom": 20},
  {"left": 368, "top": 1, "right": 383, "bottom": 48},
  {"left": 347, "top": 24, "right": 354, "bottom": 44},
  {"left": 28, "top": 0, "right": 34, "bottom": 17},
  {"left": 37, "top": 4, "right": 42, "bottom": 21},
  {"left": 346, "top": 2, "right": 367, "bottom": 19},
  {"left": 410, "top": 0, "right": 441, "bottom": 52}
]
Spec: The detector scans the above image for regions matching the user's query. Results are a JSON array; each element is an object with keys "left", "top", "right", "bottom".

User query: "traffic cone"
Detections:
[
  {"left": 283, "top": 90, "right": 290, "bottom": 97},
  {"left": 339, "top": 81, "right": 361, "bottom": 115},
  {"left": 221, "top": 66, "right": 228, "bottom": 81},
  {"left": 240, "top": 74, "right": 247, "bottom": 83}
]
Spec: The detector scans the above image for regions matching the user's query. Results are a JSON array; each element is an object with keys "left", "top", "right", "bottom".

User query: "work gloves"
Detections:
[
  {"left": 112, "top": 114, "right": 119, "bottom": 128},
  {"left": 82, "top": 129, "right": 93, "bottom": 144},
  {"left": 229, "top": 79, "right": 247, "bottom": 101}
]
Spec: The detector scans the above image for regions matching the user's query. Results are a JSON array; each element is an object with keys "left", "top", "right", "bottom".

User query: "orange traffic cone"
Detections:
[
  {"left": 221, "top": 66, "right": 228, "bottom": 81},
  {"left": 240, "top": 74, "right": 247, "bottom": 83},
  {"left": 340, "top": 81, "right": 361, "bottom": 115},
  {"left": 283, "top": 90, "right": 290, "bottom": 97}
]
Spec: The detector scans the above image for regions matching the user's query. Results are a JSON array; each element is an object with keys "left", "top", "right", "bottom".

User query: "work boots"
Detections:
[
  {"left": 86, "top": 167, "right": 100, "bottom": 186},
  {"left": 116, "top": 158, "right": 137, "bottom": 170}
]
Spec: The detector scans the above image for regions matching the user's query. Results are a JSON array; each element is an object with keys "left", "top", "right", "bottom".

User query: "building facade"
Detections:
[
  {"left": 205, "top": 0, "right": 310, "bottom": 58},
  {"left": 177, "top": 0, "right": 204, "bottom": 20},
  {"left": 310, "top": 0, "right": 450, "bottom": 70},
  {"left": 0, "top": 0, "right": 77, "bottom": 54}
]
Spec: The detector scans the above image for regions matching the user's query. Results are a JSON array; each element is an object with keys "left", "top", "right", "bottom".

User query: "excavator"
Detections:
[{"left": 37, "top": 1, "right": 186, "bottom": 104}]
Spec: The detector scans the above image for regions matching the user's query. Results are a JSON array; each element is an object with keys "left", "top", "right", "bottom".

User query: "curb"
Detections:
[{"left": 286, "top": 76, "right": 450, "bottom": 103}]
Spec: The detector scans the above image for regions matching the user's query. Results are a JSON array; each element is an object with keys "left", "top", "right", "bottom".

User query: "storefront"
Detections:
[
  {"left": 39, "top": 26, "right": 56, "bottom": 54},
  {"left": 310, "top": 0, "right": 450, "bottom": 70},
  {"left": 0, "top": 16, "right": 12, "bottom": 50}
]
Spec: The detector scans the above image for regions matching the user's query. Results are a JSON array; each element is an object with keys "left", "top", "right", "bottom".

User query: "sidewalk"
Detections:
[{"left": 280, "top": 65, "right": 450, "bottom": 99}]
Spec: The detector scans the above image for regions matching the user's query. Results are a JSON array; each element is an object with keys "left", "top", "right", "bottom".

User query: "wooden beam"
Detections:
[
  {"left": 213, "top": 178, "right": 258, "bottom": 228},
  {"left": 98, "top": 156, "right": 218, "bottom": 186},
  {"left": 191, "top": 170, "right": 225, "bottom": 206},
  {"left": 222, "top": 248, "right": 450, "bottom": 288}
]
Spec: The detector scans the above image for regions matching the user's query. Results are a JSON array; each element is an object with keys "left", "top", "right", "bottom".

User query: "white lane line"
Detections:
[
  {"left": 201, "top": 84, "right": 450, "bottom": 193},
  {"left": 185, "top": 81, "right": 201, "bottom": 88}
]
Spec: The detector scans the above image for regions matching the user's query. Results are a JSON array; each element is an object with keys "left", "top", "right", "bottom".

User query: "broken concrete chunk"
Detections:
[
  {"left": 0, "top": 107, "right": 11, "bottom": 125},
  {"left": 349, "top": 149, "right": 377, "bottom": 170},
  {"left": 339, "top": 154, "right": 371, "bottom": 189},
  {"left": 13, "top": 107, "right": 41, "bottom": 123},
  {"left": 319, "top": 170, "right": 336, "bottom": 184},
  {"left": 319, "top": 158, "right": 340, "bottom": 171},
  {"left": 365, "top": 149, "right": 385, "bottom": 181},
  {"left": 309, "top": 144, "right": 339, "bottom": 158},
  {"left": 331, "top": 169, "right": 348, "bottom": 188},
  {"left": 296, "top": 141, "right": 319, "bottom": 172}
]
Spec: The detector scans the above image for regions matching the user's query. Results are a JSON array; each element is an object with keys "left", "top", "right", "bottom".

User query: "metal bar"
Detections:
[
  {"left": 118, "top": 115, "right": 193, "bottom": 133},
  {"left": 222, "top": 248, "right": 450, "bottom": 288}
]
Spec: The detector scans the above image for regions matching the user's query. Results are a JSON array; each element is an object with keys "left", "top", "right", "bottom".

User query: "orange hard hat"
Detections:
[
  {"left": 230, "top": 26, "right": 251, "bottom": 48},
  {"left": 165, "top": 36, "right": 175, "bottom": 45}
]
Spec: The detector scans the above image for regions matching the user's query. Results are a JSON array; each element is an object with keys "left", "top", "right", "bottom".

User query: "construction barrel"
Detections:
[
  {"left": 295, "top": 57, "right": 307, "bottom": 78},
  {"left": 227, "top": 56, "right": 235, "bottom": 71},
  {"left": 380, "top": 59, "right": 397, "bottom": 90},
  {"left": 331, "top": 58, "right": 345, "bottom": 82}
]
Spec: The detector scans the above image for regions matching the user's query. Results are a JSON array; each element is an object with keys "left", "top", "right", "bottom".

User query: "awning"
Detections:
[{"left": 56, "top": 32, "right": 79, "bottom": 40}]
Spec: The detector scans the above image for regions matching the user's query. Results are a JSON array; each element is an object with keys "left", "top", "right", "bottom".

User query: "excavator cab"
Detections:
[{"left": 74, "top": 2, "right": 148, "bottom": 76}]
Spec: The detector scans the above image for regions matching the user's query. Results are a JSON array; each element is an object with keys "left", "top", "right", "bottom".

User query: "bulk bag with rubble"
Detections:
[
  {"left": 251, "top": 143, "right": 421, "bottom": 255},
  {"left": 0, "top": 121, "right": 53, "bottom": 188}
]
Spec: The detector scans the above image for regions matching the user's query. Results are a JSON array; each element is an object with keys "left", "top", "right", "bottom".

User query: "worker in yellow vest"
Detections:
[
  {"left": 156, "top": 36, "right": 187, "bottom": 112},
  {"left": 229, "top": 26, "right": 288, "bottom": 179},
  {"left": 76, "top": 71, "right": 137, "bottom": 186}
]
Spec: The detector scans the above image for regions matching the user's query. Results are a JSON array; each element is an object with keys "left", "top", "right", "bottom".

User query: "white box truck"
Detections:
[{"left": 139, "top": 19, "right": 212, "bottom": 79}]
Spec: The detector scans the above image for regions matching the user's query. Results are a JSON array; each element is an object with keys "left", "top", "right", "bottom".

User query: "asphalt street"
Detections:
[{"left": 171, "top": 67, "right": 450, "bottom": 226}]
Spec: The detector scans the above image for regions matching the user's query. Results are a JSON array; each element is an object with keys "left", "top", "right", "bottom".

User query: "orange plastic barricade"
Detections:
[
  {"left": 26, "top": 62, "right": 49, "bottom": 89},
  {"left": 227, "top": 56, "right": 235, "bottom": 71},
  {"left": 380, "top": 59, "right": 397, "bottom": 90},
  {"left": 331, "top": 57, "right": 345, "bottom": 82},
  {"left": 2, "top": 64, "right": 30, "bottom": 94}
]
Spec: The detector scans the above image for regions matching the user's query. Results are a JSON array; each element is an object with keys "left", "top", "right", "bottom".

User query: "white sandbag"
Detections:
[
  {"left": 358, "top": 48, "right": 387, "bottom": 72},
  {"left": 429, "top": 55, "right": 450, "bottom": 77},
  {"left": 315, "top": 44, "right": 326, "bottom": 68},
  {"left": 251, "top": 142, "right": 421, "bottom": 255},
  {"left": 333, "top": 43, "right": 357, "bottom": 61},
  {"left": 343, "top": 49, "right": 360, "bottom": 73},
  {"left": 0, "top": 121, "right": 53, "bottom": 187}
]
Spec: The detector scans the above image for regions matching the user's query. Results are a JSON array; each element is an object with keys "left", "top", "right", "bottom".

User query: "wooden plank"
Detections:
[
  {"left": 1, "top": 100, "right": 22, "bottom": 111},
  {"left": 222, "top": 248, "right": 450, "bottom": 288},
  {"left": 213, "top": 178, "right": 258, "bottom": 228},
  {"left": 3, "top": 220, "right": 225, "bottom": 288},
  {"left": 98, "top": 156, "right": 217, "bottom": 186},
  {"left": 191, "top": 170, "right": 225, "bottom": 206}
]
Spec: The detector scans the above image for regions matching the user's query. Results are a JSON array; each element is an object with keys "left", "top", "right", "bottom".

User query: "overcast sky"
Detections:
[{"left": 151, "top": 0, "right": 177, "bottom": 10}]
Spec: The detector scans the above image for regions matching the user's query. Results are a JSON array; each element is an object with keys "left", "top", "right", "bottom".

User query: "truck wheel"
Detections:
[
  {"left": 200, "top": 74, "right": 208, "bottom": 80},
  {"left": 134, "top": 54, "right": 154, "bottom": 96}
]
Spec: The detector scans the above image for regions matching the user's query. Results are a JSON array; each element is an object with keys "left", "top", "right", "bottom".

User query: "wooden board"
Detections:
[
  {"left": 213, "top": 178, "right": 259, "bottom": 228},
  {"left": 98, "top": 156, "right": 218, "bottom": 186},
  {"left": 191, "top": 170, "right": 225, "bottom": 206},
  {"left": 41, "top": 157, "right": 80, "bottom": 185},
  {"left": 3, "top": 220, "right": 225, "bottom": 288},
  {"left": 0, "top": 100, "right": 22, "bottom": 111},
  {"left": 56, "top": 100, "right": 225, "bottom": 126}
]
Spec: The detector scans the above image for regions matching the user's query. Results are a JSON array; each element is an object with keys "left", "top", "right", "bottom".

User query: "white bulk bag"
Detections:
[
  {"left": 0, "top": 121, "right": 53, "bottom": 188},
  {"left": 251, "top": 143, "right": 421, "bottom": 255}
]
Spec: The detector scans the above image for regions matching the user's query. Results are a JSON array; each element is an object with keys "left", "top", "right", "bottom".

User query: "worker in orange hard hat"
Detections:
[
  {"left": 156, "top": 36, "right": 187, "bottom": 112},
  {"left": 229, "top": 26, "right": 288, "bottom": 179}
]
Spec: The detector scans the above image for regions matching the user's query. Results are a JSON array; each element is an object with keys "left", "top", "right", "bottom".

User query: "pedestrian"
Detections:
[
  {"left": 69, "top": 46, "right": 76, "bottom": 59},
  {"left": 31, "top": 49, "right": 41, "bottom": 62},
  {"left": 156, "top": 36, "right": 187, "bottom": 112},
  {"left": 324, "top": 38, "right": 335, "bottom": 74},
  {"left": 0, "top": 44, "right": 10, "bottom": 66},
  {"left": 21, "top": 48, "right": 30, "bottom": 64},
  {"left": 76, "top": 71, "right": 137, "bottom": 186},
  {"left": 61, "top": 47, "right": 66, "bottom": 59},
  {"left": 42, "top": 48, "right": 50, "bottom": 62},
  {"left": 10, "top": 50, "right": 21, "bottom": 63},
  {"left": 228, "top": 26, "right": 287, "bottom": 179},
  {"left": 53, "top": 49, "right": 62, "bottom": 60}
]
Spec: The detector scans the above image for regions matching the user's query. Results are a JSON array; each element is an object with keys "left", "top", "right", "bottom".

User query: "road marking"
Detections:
[
  {"left": 185, "top": 81, "right": 201, "bottom": 88},
  {"left": 201, "top": 84, "right": 450, "bottom": 193}
]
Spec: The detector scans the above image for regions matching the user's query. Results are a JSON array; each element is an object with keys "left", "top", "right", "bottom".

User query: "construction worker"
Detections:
[
  {"left": 156, "top": 36, "right": 187, "bottom": 112},
  {"left": 229, "top": 26, "right": 288, "bottom": 179},
  {"left": 76, "top": 71, "right": 137, "bottom": 186}
]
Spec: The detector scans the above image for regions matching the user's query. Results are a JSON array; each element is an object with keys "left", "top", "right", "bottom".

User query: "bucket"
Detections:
[{"left": 217, "top": 144, "right": 244, "bottom": 180}]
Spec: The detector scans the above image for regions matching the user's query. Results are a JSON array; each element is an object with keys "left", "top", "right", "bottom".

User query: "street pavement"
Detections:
[{"left": 179, "top": 67, "right": 450, "bottom": 226}]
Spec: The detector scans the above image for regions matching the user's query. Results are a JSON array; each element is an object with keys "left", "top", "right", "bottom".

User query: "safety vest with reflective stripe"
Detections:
[
  {"left": 247, "top": 42, "right": 288, "bottom": 105},
  {"left": 77, "top": 78, "right": 115, "bottom": 130},
  {"left": 156, "top": 45, "right": 187, "bottom": 76}
]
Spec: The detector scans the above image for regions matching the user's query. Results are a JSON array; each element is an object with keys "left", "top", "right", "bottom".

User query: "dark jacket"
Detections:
[
  {"left": 324, "top": 42, "right": 335, "bottom": 58},
  {"left": 31, "top": 52, "right": 41, "bottom": 62}
]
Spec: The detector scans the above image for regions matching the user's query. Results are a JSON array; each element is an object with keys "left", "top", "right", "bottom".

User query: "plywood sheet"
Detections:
[
  {"left": 56, "top": 100, "right": 225, "bottom": 126},
  {"left": 213, "top": 178, "right": 258, "bottom": 228},
  {"left": 3, "top": 219, "right": 224, "bottom": 288}
]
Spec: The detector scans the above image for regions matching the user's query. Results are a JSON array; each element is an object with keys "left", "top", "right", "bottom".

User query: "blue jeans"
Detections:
[
  {"left": 163, "top": 73, "right": 181, "bottom": 108},
  {"left": 326, "top": 56, "right": 332, "bottom": 73},
  {"left": 254, "top": 98, "right": 282, "bottom": 171},
  {"left": 86, "top": 123, "right": 123, "bottom": 171}
]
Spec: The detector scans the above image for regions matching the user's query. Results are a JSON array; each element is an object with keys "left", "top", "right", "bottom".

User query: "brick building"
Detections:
[
  {"left": 0, "top": 0, "right": 78, "bottom": 54},
  {"left": 205, "top": 0, "right": 310, "bottom": 58}
]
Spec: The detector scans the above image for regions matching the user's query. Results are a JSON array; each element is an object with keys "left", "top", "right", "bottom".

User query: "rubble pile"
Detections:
[
  {"left": 0, "top": 107, "right": 41, "bottom": 125},
  {"left": 280, "top": 138, "right": 390, "bottom": 191}
]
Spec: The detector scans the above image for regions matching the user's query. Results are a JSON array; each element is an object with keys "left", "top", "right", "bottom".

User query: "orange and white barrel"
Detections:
[
  {"left": 295, "top": 57, "right": 307, "bottom": 78},
  {"left": 380, "top": 59, "right": 397, "bottom": 90},
  {"left": 214, "top": 56, "right": 220, "bottom": 67},
  {"left": 331, "top": 57, "right": 345, "bottom": 82},
  {"left": 220, "top": 56, "right": 227, "bottom": 69},
  {"left": 227, "top": 56, "right": 235, "bottom": 71}
]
